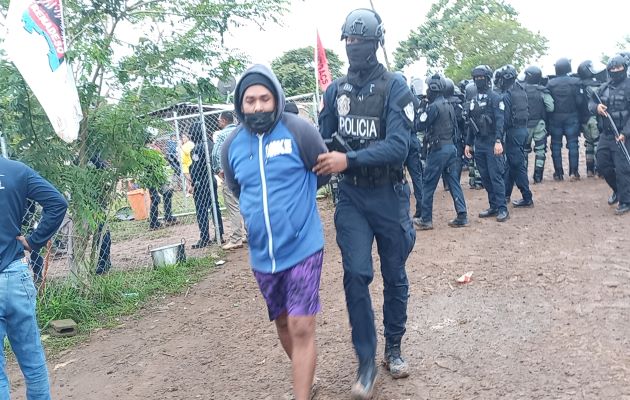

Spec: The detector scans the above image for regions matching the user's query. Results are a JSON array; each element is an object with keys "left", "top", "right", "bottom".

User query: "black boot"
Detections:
[
  {"left": 448, "top": 213, "right": 469, "bottom": 228},
  {"left": 616, "top": 203, "right": 630, "bottom": 215},
  {"left": 608, "top": 192, "right": 618, "bottom": 205},
  {"left": 383, "top": 342, "right": 409, "bottom": 379},
  {"left": 533, "top": 168, "right": 543, "bottom": 184},
  {"left": 478, "top": 208, "right": 498, "bottom": 218},
  {"left": 496, "top": 209, "right": 510, "bottom": 222}
]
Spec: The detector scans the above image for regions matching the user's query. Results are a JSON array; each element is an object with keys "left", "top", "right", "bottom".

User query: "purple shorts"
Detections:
[{"left": 253, "top": 250, "right": 323, "bottom": 321}]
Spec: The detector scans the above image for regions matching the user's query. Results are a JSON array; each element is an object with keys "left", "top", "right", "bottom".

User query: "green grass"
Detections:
[{"left": 32, "top": 256, "right": 217, "bottom": 354}]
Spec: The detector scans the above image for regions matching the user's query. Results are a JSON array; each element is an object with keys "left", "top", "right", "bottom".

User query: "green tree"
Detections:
[
  {"left": 271, "top": 47, "right": 344, "bottom": 97},
  {"left": 394, "top": 0, "right": 548, "bottom": 82},
  {"left": 0, "top": 0, "right": 288, "bottom": 277}
]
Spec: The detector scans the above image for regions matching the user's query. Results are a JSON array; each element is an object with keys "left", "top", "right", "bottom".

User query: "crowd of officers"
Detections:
[{"left": 405, "top": 53, "right": 630, "bottom": 227}]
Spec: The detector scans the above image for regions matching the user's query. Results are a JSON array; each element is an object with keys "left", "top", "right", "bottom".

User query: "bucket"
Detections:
[
  {"left": 148, "top": 240, "right": 186, "bottom": 269},
  {"left": 127, "top": 189, "right": 150, "bottom": 220}
]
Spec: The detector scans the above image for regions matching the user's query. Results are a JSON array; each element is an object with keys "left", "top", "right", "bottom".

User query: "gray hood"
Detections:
[{"left": 233, "top": 64, "right": 286, "bottom": 134}]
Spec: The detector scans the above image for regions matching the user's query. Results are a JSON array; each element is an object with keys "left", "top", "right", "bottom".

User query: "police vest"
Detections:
[
  {"left": 427, "top": 98, "right": 455, "bottom": 144},
  {"left": 524, "top": 83, "right": 546, "bottom": 124},
  {"left": 507, "top": 82, "right": 529, "bottom": 127},
  {"left": 469, "top": 93, "right": 495, "bottom": 137},
  {"left": 336, "top": 72, "right": 392, "bottom": 150},
  {"left": 578, "top": 79, "right": 600, "bottom": 122},
  {"left": 548, "top": 76, "right": 579, "bottom": 114},
  {"left": 599, "top": 78, "right": 630, "bottom": 135}
]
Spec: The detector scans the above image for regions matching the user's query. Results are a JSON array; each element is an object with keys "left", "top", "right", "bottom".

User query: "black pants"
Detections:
[
  {"left": 149, "top": 187, "right": 173, "bottom": 228},
  {"left": 597, "top": 133, "right": 630, "bottom": 204},
  {"left": 193, "top": 177, "right": 224, "bottom": 243}
]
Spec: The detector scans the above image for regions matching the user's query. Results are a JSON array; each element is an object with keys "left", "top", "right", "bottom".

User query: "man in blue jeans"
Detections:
[{"left": 0, "top": 157, "right": 68, "bottom": 399}]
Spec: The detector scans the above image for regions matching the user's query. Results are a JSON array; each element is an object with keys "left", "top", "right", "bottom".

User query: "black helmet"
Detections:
[
  {"left": 498, "top": 65, "right": 517, "bottom": 80},
  {"left": 524, "top": 65, "right": 542, "bottom": 84},
  {"left": 619, "top": 51, "right": 630, "bottom": 63},
  {"left": 471, "top": 65, "right": 493, "bottom": 80},
  {"left": 608, "top": 54, "right": 629, "bottom": 71},
  {"left": 458, "top": 79, "right": 470, "bottom": 93},
  {"left": 340, "top": 8, "right": 385, "bottom": 46},
  {"left": 554, "top": 58, "right": 572, "bottom": 76},
  {"left": 443, "top": 78, "right": 455, "bottom": 97},
  {"left": 426, "top": 73, "right": 445, "bottom": 93},
  {"left": 577, "top": 60, "right": 605, "bottom": 80}
]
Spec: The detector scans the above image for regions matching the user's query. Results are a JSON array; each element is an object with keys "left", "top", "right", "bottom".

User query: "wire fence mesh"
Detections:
[{"left": 7, "top": 93, "right": 319, "bottom": 294}]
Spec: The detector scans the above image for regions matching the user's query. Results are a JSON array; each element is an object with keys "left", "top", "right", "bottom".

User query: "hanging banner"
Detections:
[
  {"left": 4, "top": 0, "right": 82, "bottom": 143},
  {"left": 316, "top": 31, "right": 332, "bottom": 91}
]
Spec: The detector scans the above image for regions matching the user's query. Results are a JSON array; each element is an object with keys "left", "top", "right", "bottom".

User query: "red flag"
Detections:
[{"left": 316, "top": 31, "right": 332, "bottom": 91}]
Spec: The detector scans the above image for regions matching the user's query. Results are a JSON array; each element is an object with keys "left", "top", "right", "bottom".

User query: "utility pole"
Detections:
[{"left": 369, "top": 0, "right": 392, "bottom": 70}]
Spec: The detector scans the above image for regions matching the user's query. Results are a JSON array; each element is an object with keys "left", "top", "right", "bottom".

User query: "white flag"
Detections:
[{"left": 4, "top": 0, "right": 82, "bottom": 143}]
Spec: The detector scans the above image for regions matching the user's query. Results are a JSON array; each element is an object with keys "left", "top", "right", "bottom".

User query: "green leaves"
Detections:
[
  {"left": 394, "top": 0, "right": 548, "bottom": 82},
  {"left": 271, "top": 46, "right": 344, "bottom": 97}
]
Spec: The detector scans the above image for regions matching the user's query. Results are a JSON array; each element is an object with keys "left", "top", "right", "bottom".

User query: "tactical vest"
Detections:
[
  {"left": 469, "top": 93, "right": 495, "bottom": 137},
  {"left": 578, "top": 79, "right": 600, "bottom": 122},
  {"left": 524, "top": 83, "right": 545, "bottom": 123},
  {"left": 507, "top": 82, "right": 529, "bottom": 127},
  {"left": 548, "top": 77, "right": 578, "bottom": 114},
  {"left": 336, "top": 72, "right": 392, "bottom": 150},
  {"left": 599, "top": 79, "right": 630, "bottom": 135},
  {"left": 427, "top": 98, "right": 455, "bottom": 145}
]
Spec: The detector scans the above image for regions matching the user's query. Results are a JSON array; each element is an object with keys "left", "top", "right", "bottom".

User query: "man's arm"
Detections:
[
  {"left": 284, "top": 115, "right": 331, "bottom": 188},
  {"left": 542, "top": 90, "right": 555, "bottom": 113},
  {"left": 25, "top": 168, "right": 68, "bottom": 253},
  {"left": 220, "top": 128, "right": 241, "bottom": 198},
  {"left": 492, "top": 92, "right": 506, "bottom": 141}
]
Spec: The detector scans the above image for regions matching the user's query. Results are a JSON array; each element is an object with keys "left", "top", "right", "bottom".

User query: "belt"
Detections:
[{"left": 341, "top": 170, "right": 403, "bottom": 188}]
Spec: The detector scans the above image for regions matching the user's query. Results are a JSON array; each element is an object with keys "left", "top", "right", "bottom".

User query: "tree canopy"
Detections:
[
  {"left": 393, "top": 0, "right": 548, "bottom": 82},
  {"left": 271, "top": 46, "right": 343, "bottom": 97}
]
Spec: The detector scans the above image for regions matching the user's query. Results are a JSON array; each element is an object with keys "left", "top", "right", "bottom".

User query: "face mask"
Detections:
[
  {"left": 610, "top": 69, "right": 627, "bottom": 83},
  {"left": 474, "top": 79, "right": 488, "bottom": 92},
  {"left": 244, "top": 111, "right": 275, "bottom": 134},
  {"left": 346, "top": 41, "right": 377, "bottom": 72}
]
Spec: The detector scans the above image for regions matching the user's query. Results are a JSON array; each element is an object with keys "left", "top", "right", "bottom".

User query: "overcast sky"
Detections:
[{"left": 223, "top": 0, "right": 629, "bottom": 78}]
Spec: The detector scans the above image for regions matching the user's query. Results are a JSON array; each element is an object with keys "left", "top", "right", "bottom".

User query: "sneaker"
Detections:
[
  {"left": 351, "top": 360, "right": 377, "bottom": 400},
  {"left": 608, "top": 192, "right": 619, "bottom": 206},
  {"left": 222, "top": 240, "right": 243, "bottom": 250},
  {"left": 615, "top": 203, "right": 630, "bottom": 215},
  {"left": 413, "top": 218, "right": 433, "bottom": 230},
  {"left": 192, "top": 240, "right": 210, "bottom": 249},
  {"left": 448, "top": 214, "right": 469, "bottom": 228},
  {"left": 478, "top": 208, "right": 498, "bottom": 218},
  {"left": 512, "top": 199, "right": 534, "bottom": 208},
  {"left": 383, "top": 343, "right": 409, "bottom": 379},
  {"left": 496, "top": 209, "right": 510, "bottom": 222}
]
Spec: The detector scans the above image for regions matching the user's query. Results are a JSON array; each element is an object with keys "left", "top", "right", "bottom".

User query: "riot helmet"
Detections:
[
  {"left": 496, "top": 64, "right": 517, "bottom": 89},
  {"left": 458, "top": 79, "right": 470, "bottom": 93},
  {"left": 426, "top": 73, "right": 444, "bottom": 102},
  {"left": 607, "top": 54, "right": 628, "bottom": 83},
  {"left": 524, "top": 65, "right": 542, "bottom": 84},
  {"left": 340, "top": 8, "right": 385, "bottom": 46},
  {"left": 554, "top": 58, "right": 572, "bottom": 76},
  {"left": 471, "top": 65, "right": 493, "bottom": 92},
  {"left": 577, "top": 60, "right": 605, "bottom": 80},
  {"left": 443, "top": 78, "right": 455, "bottom": 98}
]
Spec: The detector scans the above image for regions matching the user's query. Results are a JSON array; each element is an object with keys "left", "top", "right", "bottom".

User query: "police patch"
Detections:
[
  {"left": 419, "top": 112, "right": 428, "bottom": 122},
  {"left": 404, "top": 102, "right": 415, "bottom": 122},
  {"left": 337, "top": 94, "right": 351, "bottom": 116},
  {"left": 499, "top": 101, "right": 505, "bottom": 111}
]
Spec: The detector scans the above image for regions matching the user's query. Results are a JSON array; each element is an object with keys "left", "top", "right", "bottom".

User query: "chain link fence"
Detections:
[{"left": 10, "top": 93, "right": 319, "bottom": 292}]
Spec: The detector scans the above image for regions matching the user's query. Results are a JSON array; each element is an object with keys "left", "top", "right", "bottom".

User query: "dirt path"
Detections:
[{"left": 8, "top": 168, "right": 630, "bottom": 399}]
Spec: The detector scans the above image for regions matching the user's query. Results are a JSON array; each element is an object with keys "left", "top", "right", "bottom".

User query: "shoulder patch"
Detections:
[
  {"left": 419, "top": 112, "right": 428, "bottom": 122},
  {"left": 499, "top": 101, "right": 505, "bottom": 111}
]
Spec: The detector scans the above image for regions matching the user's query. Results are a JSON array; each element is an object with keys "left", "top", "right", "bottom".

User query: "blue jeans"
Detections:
[
  {"left": 548, "top": 113, "right": 579, "bottom": 176},
  {"left": 474, "top": 138, "right": 507, "bottom": 212},
  {"left": 504, "top": 127, "right": 532, "bottom": 202},
  {"left": 335, "top": 180, "right": 415, "bottom": 366},
  {"left": 421, "top": 144, "right": 467, "bottom": 222},
  {"left": 0, "top": 259, "right": 50, "bottom": 400}
]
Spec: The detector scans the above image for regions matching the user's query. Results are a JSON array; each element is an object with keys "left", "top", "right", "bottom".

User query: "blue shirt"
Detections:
[{"left": 0, "top": 158, "right": 68, "bottom": 272}]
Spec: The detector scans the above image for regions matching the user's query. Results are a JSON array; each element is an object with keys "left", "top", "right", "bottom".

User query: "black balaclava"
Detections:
[
  {"left": 346, "top": 40, "right": 384, "bottom": 87},
  {"left": 609, "top": 68, "right": 627, "bottom": 84},
  {"left": 474, "top": 76, "right": 488, "bottom": 93},
  {"left": 238, "top": 73, "right": 278, "bottom": 134}
]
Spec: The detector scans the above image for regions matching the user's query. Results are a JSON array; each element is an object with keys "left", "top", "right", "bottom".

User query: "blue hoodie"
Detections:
[
  {"left": 0, "top": 158, "right": 68, "bottom": 272},
  {"left": 221, "top": 64, "right": 329, "bottom": 274}
]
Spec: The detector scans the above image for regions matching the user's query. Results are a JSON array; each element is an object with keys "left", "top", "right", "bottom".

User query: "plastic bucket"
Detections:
[{"left": 127, "top": 189, "right": 149, "bottom": 220}]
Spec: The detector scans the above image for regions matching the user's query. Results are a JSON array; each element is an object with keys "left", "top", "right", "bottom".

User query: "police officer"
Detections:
[
  {"left": 415, "top": 74, "right": 468, "bottom": 229},
  {"left": 462, "top": 81, "right": 484, "bottom": 189},
  {"left": 577, "top": 60, "right": 605, "bottom": 177},
  {"left": 523, "top": 65, "right": 554, "bottom": 183},
  {"left": 314, "top": 8, "right": 416, "bottom": 399},
  {"left": 589, "top": 55, "right": 630, "bottom": 214},
  {"left": 464, "top": 65, "right": 509, "bottom": 222},
  {"left": 546, "top": 58, "right": 583, "bottom": 181},
  {"left": 495, "top": 65, "right": 534, "bottom": 207},
  {"left": 439, "top": 78, "right": 466, "bottom": 192}
]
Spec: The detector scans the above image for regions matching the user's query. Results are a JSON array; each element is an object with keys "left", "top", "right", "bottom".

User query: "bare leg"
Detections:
[
  {"left": 274, "top": 312, "right": 293, "bottom": 360},
  {"left": 288, "top": 315, "right": 316, "bottom": 400}
]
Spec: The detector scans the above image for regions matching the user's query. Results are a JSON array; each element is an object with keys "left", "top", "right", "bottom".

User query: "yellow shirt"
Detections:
[{"left": 181, "top": 141, "right": 195, "bottom": 174}]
